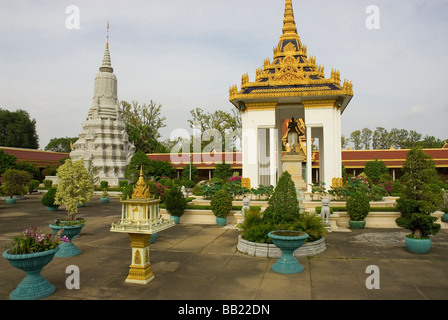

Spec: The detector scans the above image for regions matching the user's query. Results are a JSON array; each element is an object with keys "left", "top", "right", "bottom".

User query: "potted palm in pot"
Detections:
[
  {"left": 41, "top": 187, "right": 59, "bottom": 212},
  {"left": 347, "top": 191, "right": 370, "bottom": 229},
  {"left": 211, "top": 189, "right": 233, "bottom": 226},
  {"left": 50, "top": 159, "right": 94, "bottom": 257},
  {"left": 2, "top": 227, "right": 68, "bottom": 300},
  {"left": 100, "top": 189, "right": 110, "bottom": 204},
  {"left": 395, "top": 147, "right": 442, "bottom": 254},
  {"left": 165, "top": 186, "right": 186, "bottom": 224}
]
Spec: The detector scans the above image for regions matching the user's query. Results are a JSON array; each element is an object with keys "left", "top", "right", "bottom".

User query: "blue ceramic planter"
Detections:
[
  {"left": 216, "top": 217, "right": 227, "bottom": 226},
  {"left": 2, "top": 247, "right": 59, "bottom": 300},
  {"left": 349, "top": 220, "right": 366, "bottom": 229},
  {"left": 100, "top": 197, "right": 110, "bottom": 204},
  {"left": 49, "top": 223, "right": 85, "bottom": 257},
  {"left": 5, "top": 198, "right": 17, "bottom": 204},
  {"left": 442, "top": 213, "right": 448, "bottom": 223},
  {"left": 268, "top": 230, "right": 309, "bottom": 274},
  {"left": 170, "top": 215, "right": 180, "bottom": 224},
  {"left": 150, "top": 233, "right": 157, "bottom": 244},
  {"left": 405, "top": 236, "right": 432, "bottom": 254},
  {"left": 45, "top": 206, "right": 59, "bottom": 212}
]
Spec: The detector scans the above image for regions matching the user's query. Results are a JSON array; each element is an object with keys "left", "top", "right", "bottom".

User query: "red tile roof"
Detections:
[
  {"left": 0, "top": 147, "right": 69, "bottom": 168},
  {"left": 2, "top": 146, "right": 447, "bottom": 170}
]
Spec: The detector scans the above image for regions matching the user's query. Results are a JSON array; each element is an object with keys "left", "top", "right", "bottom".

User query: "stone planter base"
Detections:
[{"left": 237, "top": 235, "right": 326, "bottom": 258}]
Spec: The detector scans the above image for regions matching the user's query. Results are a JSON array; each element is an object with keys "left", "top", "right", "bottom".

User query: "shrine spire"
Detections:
[{"left": 282, "top": 0, "right": 298, "bottom": 36}]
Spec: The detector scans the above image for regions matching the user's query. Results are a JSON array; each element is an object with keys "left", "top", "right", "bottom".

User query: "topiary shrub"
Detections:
[
  {"left": 262, "top": 171, "right": 300, "bottom": 225},
  {"left": 43, "top": 179, "right": 53, "bottom": 189},
  {"left": 214, "top": 162, "right": 233, "bottom": 181},
  {"left": 42, "top": 187, "right": 58, "bottom": 207},
  {"left": 100, "top": 181, "right": 109, "bottom": 189},
  {"left": 364, "top": 159, "right": 389, "bottom": 185},
  {"left": 346, "top": 191, "right": 370, "bottom": 221},
  {"left": 395, "top": 147, "right": 442, "bottom": 238},
  {"left": 192, "top": 184, "right": 203, "bottom": 196},
  {"left": 28, "top": 180, "right": 40, "bottom": 194},
  {"left": 164, "top": 186, "right": 187, "bottom": 217},
  {"left": 118, "top": 180, "right": 129, "bottom": 189},
  {"left": 211, "top": 189, "right": 233, "bottom": 218}
]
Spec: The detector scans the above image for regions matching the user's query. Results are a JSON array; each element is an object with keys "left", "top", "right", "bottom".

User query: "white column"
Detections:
[
  {"left": 306, "top": 126, "right": 312, "bottom": 192},
  {"left": 269, "top": 128, "right": 277, "bottom": 187}
]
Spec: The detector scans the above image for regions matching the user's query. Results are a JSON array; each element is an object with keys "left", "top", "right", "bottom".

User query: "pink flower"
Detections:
[{"left": 60, "top": 236, "right": 70, "bottom": 244}]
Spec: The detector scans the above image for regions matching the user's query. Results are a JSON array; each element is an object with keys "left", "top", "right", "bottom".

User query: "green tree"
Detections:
[
  {"left": 54, "top": 159, "right": 95, "bottom": 220},
  {"left": 125, "top": 151, "right": 152, "bottom": 184},
  {"left": 341, "top": 135, "right": 349, "bottom": 149},
  {"left": 416, "top": 135, "right": 445, "bottom": 148},
  {"left": 395, "top": 147, "right": 442, "bottom": 238},
  {"left": 121, "top": 100, "right": 167, "bottom": 153},
  {"left": 1, "top": 169, "right": 32, "bottom": 197},
  {"left": 361, "top": 128, "right": 372, "bottom": 150},
  {"left": 213, "top": 162, "right": 233, "bottom": 181},
  {"left": 349, "top": 130, "right": 362, "bottom": 150},
  {"left": 188, "top": 107, "right": 242, "bottom": 152},
  {"left": 125, "top": 151, "right": 175, "bottom": 183},
  {"left": 45, "top": 137, "right": 79, "bottom": 153},
  {"left": 389, "top": 128, "right": 409, "bottom": 149},
  {"left": 372, "top": 127, "right": 392, "bottom": 150},
  {"left": 364, "top": 159, "right": 389, "bottom": 185},
  {"left": 181, "top": 163, "right": 198, "bottom": 181},
  {"left": 0, "top": 150, "right": 16, "bottom": 175},
  {"left": 0, "top": 109, "right": 39, "bottom": 149}
]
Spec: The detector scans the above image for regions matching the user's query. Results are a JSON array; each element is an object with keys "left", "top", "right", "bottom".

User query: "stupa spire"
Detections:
[
  {"left": 282, "top": 0, "right": 298, "bottom": 36},
  {"left": 106, "top": 20, "right": 109, "bottom": 49},
  {"left": 100, "top": 20, "right": 113, "bottom": 73}
]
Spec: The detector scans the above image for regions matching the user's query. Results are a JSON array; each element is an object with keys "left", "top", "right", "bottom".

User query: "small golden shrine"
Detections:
[{"left": 110, "top": 167, "right": 174, "bottom": 284}]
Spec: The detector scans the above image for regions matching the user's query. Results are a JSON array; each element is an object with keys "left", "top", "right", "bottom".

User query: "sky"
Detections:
[{"left": 1, "top": 0, "right": 447, "bottom": 150}]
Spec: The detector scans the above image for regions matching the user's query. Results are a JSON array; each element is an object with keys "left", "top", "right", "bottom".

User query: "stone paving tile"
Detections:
[{"left": 1, "top": 194, "right": 448, "bottom": 301}]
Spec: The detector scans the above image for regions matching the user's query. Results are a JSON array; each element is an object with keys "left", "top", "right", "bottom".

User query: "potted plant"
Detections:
[
  {"left": 2, "top": 227, "right": 68, "bottom": 300},
  {"left": 211, "top": 189, "right": 233, "bottom": 226},
  {"left": 1, "top": 169, "right": 32, "bottom": 204},
  {"left": 347, "top": 191, "right": 370, "bottom": 229},
  {"left": 165, "top": 186, "right": 186, "bottom": 224},
  {"left": 100, "top": 189, "right": 110, "bottom": 204},
  {"left": 41, "top": 186, "right": 59, "bottom": 212},
  {"left": 395, "top": 147, "right": 442, "bottom": 254},
  {"left": 50, "top": 159, "right": 93, "bottom": 257}
]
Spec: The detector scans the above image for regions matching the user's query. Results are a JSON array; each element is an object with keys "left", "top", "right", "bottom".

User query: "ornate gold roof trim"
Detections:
[{"left": 229, "top": 0, "right": 353, "bottom": 104}]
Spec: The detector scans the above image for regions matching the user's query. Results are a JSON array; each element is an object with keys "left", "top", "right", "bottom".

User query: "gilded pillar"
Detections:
[{"left": 126, "top": 233, "right": 154, "bottom": 284}]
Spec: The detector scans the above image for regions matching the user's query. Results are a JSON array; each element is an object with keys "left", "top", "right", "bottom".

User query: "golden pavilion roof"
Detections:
[{"left": 229, "top": 0, "right": 353, "bottom": 110}]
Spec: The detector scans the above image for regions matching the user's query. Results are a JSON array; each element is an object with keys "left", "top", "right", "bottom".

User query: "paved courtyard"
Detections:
[{"left": 1, "top": 194, "right": 448, "bottom": 301}]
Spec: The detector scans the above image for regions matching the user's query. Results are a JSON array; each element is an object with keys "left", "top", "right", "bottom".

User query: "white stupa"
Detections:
[{"left": 70, "top": 22, "right": 135, "bottom": 186}]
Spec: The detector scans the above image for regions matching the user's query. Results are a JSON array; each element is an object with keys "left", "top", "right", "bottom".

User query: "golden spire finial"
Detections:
[
  {"left": 282, "top": 0, "right": 297, "bottom": 36},
  {"left": 106, "top": 20, "right": 109, "bottom": 49},
  {"left": 132, "top": 166, "right": 150, "bottom": 199}
]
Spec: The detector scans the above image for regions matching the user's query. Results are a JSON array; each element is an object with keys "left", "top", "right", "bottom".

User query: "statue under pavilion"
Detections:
[{"left": 229, "top": 0, "right": 353, "bottom": 192}]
